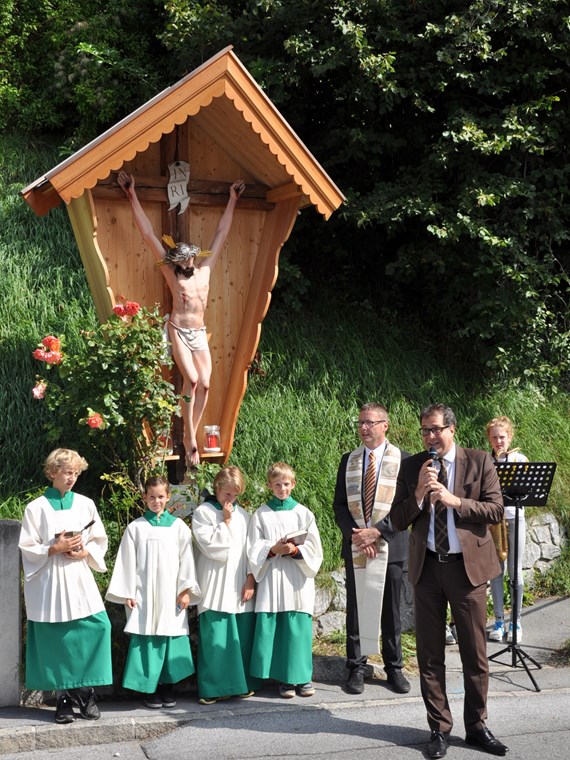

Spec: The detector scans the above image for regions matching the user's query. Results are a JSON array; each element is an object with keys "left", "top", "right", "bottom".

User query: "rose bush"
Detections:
[{"left": 32, "top": 300, "right": 178, "bottom": 492}]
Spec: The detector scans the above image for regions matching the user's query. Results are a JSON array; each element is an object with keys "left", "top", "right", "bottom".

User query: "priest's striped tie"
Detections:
[{"left": 364, "top": 451, "right": 376, "bottom": 525}]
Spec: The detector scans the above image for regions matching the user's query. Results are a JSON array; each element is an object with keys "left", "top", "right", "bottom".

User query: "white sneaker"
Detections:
[
  {"left": 507, "top": 623, "right": 522, "bottom": 643},
  {"left": 489, "top": 620, "right": 505, "bottom": 642},
  {"left": 445, "top": 624, "right": 456, "bottom": 645}
]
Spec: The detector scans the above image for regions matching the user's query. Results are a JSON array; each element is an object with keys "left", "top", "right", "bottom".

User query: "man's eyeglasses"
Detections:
[
  {"left": 357, "top": 420, "right": 387, "bottom": 428},
  {"left": 419, "top": 425, "right": 450, "bottom": 437}
]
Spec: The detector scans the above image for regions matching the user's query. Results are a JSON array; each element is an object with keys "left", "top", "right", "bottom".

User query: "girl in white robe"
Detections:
[
  {"left": 248, "top": 462, "right": 323, "bottom": 698},
  {"left": 106, "top": 476, "right": 201, "bottom": 708},
  {"left": 192, "top": 465, "right": 261, "bottom": 703}
]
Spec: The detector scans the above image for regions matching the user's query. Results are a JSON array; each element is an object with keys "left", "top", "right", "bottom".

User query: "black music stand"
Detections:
[{"left": 488, "top": 461, "right": 557, "bottom": 692}]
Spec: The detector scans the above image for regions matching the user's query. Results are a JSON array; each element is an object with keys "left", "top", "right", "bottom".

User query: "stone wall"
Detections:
[
  {"left": 0, "top": 520, "right": 22, "bottom": 707},
  {"left": 524, "top": 512, "right": 566, "bottom": 580}
]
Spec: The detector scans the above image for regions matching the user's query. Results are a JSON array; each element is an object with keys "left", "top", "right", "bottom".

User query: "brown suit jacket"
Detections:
[{"left": 391, "top": 447, "right": 503, "bottom": 587}]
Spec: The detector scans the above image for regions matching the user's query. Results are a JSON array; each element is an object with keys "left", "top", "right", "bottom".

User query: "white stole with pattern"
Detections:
[{"left": 345, "top": 442, "right": 401, "bottom": 655}]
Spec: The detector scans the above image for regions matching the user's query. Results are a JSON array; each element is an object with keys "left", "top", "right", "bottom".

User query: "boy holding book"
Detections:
[{"left": 19, "top": 449, "right": 112, "bottom": 723}]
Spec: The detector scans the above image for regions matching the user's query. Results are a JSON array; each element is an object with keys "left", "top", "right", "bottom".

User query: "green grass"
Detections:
[{"left": 1, "top": 131, "right": 569, "bottom": 580}]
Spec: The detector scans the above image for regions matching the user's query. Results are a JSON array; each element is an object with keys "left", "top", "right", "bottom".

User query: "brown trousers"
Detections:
[{"left": 414, "top": 552, "right": 489, "bottom": 733}]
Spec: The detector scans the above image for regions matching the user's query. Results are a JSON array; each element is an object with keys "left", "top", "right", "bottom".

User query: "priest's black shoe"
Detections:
[
  {"left": 427, "top": 730, "right": 450, "bottom": 758},
  {"left": 465, "top": 727, "right": 509, "bottom": 756},
  {"left": 345, "top": 670, "right": 364, "bottom": 694},
  {"left": 386, "top": 670, "right": 410, "bottom": 693}
]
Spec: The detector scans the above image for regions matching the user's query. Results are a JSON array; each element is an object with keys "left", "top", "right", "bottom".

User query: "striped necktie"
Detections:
[
  {"left": 364, "top": 451, "right": 376, "bottom": 525},
  {"left": 434, "top": 457, "right": 449, "bottom": 553}
]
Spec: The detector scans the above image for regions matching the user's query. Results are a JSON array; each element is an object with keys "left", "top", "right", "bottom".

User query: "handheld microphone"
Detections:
[{"left": 428, "top": 447, "right": 438, "bottom": 467}]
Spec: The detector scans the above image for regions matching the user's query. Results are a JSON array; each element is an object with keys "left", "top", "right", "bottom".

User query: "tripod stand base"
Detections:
[{"left": 488, "top": 643, "right": 542, "bottom": 692}]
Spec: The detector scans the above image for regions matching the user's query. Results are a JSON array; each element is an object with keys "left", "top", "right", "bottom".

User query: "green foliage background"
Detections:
[
  {"left": 2, "top": 0, "right": 569, "bottom": 385},
  {"left": 1, "top": 2, "right": 570, "bottom": 580}
]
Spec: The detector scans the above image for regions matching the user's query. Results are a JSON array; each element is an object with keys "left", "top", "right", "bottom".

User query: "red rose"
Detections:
[
  {"left": 113, "top": 304, "right": 127, "bottom": 317},
  {"left": 86, "top": 413, "right": 104, "bottom": 429},
  {"left": 42, "top": 335, "right": 61, "bottom": 352},
  {"left": 124, "top": 301, "right": 140, "bottom": 316}
]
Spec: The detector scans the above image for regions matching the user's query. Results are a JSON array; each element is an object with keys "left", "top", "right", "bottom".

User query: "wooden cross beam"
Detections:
[{"left": 93, "top": 175, "right": 275, "bottom": 211}]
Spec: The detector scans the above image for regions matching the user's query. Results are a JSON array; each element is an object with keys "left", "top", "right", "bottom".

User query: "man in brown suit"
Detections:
[{"left": 391, "top": 404, "right": 508, "bottom": 758}]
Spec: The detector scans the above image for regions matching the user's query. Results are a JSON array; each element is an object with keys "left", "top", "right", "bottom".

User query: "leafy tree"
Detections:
[
  {"left": 0, "top": 0, "right": 167, "bottom": 146},
  {"left": 3, "top": 0, "right": 569, "bottom": 385}
]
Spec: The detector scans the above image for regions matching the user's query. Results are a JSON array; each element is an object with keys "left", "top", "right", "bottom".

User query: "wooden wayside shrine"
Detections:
[{"left": 21, "top": 46, "right": 344, "bottom": 467}]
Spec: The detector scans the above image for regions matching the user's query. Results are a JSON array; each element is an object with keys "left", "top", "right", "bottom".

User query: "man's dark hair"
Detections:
[{"left": 419, "top": 403, "right": 456, "bottom": 428}]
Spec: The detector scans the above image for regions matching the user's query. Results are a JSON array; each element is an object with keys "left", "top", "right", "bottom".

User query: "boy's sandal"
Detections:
[
  {"left": 237, "top": 690, "right": 255, "bottom": 699},
  {"left": 198, "top": 695, "right": 231, "bottom": 705}
]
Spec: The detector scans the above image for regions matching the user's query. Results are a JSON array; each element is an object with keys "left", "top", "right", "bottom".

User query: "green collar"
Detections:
[
  {"left": 143, "top": 509, "right": 176, "bottom": 527},
  {"left": 45, "top": 487, "right": 74, "bottom": 511},
  {"left": 267, "top": 496, "right": 298, "bottom": 511},
  {"left": 207, "top": 499, "right": 236, "bottom": 512}
]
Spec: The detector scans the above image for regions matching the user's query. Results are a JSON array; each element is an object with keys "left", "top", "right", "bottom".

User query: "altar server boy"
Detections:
[
  {"left": 192, "top": 465, "right": 261, "bottom": 703},
  {"left": 106, "top": 476, "right": 201, "bottom": 708},
  {"left": 248, "top": 462, "right": 323, "bottom": 698},
  {"left": 19, "top": 448, "right": 112, "bottom": 723}
]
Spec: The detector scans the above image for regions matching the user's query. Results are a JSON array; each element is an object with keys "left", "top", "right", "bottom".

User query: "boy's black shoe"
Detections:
[
  {"left": 72, "top": 687, "right": 100, "bottom": 720},
  {"left": 158, "top": 683, "right": 177, "bottom": 708},
  {"left": 144, "top": 692, "right": 163, "bottom": 709},
  {"left": 55, "top": 694, "right": 76, "bottom": 724}
]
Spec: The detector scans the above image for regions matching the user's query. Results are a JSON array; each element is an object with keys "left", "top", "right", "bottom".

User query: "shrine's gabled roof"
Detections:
[{"left": 21, "top": 46, "right": 344, "bottom": 219}]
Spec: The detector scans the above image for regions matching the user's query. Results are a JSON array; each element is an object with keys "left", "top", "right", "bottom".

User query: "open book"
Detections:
[{"left": 284, "top": 529, "right": 308, "bottom": 546}]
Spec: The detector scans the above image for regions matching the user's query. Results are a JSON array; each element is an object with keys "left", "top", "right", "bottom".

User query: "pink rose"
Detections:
[
  {"left": 44, "top": 351, "right": 62, "bottom": 365},
  {"left": 32, "top": 381, "right": 47, "bottom": 399},
  {"left": 33, "top": 346, "right": 63, "bottom": 364},
  {"left": 86, "top": 413, "right": 104, "bottom": 429}
]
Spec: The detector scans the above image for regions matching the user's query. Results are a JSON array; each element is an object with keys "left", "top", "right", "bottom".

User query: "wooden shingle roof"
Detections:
[{"left": 22, "top": 46, "right": 344, "bottom": 219}]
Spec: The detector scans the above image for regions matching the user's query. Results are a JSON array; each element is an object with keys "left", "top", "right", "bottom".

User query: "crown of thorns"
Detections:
[{"left": 156, "top": 235, "right": 212, "bottom": 267}]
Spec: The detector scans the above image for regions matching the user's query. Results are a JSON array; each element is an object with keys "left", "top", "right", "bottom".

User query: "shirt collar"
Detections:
[
  {"left": 442, "top": 443, "right": 456, "bottom": 466},
  {"left": 365, "top": 440, "right": 388, "bottom": 457}
]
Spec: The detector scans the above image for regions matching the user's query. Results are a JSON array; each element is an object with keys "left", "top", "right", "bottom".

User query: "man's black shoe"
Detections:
[
  {"left": 427, "top": 730, "right": 450, "bottom": 759},
  {"left": 386, "top": 670, "right": 410, "bottom": 693},
  {"left": 465, "top": 727, "right": 509, "bottom": 756},
  {"left": 345, "top": 670, "right": 364, "bottom": 694}
]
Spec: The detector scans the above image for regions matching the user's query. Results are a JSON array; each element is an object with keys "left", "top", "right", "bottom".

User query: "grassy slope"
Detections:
[{"left": 2, "top": 133, "right": 569, "bottom": 578}]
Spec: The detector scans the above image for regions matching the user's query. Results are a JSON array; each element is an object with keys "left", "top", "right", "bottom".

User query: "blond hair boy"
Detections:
[
  {"left": 248, "top": 462, "right": 323, "bottom": 698},
  {"left": 19, "top": 448, "right": 112, "bottom": 723}
]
